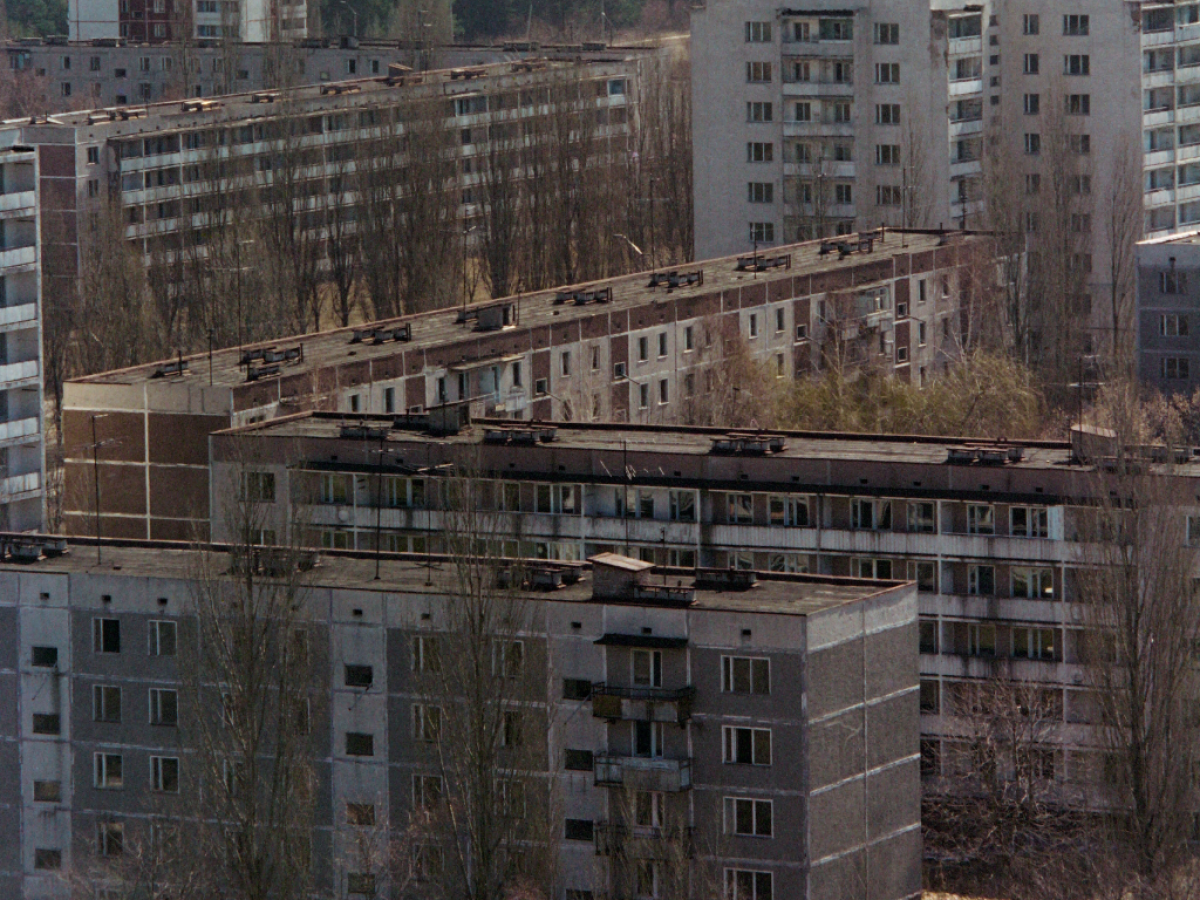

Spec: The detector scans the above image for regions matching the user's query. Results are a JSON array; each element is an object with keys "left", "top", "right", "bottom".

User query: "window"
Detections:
[
  {"left": 413, "top": 774, "right": 443, "bottom": 808},
  {"left": 1161, "top": 270, "right": 1189, "bottom": 294},
  {"left": 745, "top": 21, "right": 772, "bottom": 42},
  {"left": 34, "top": 849, "right": 61, "bottom": 871},
  {"left": 835, "top": 184, "right": 852, "bottom": 204},
  {"left": 345, "top": 732, "right": 375, "bottom": 756},
  {"left": 493, "top": 640, "right": 524, "bottom": 678},
  {"left": 1064, "top": 54, "right": 1090, "bottom": 75},
  {"left": 32, "top": 714, "right": 60, "bottom": 735},
  {"left": 684, "top": 325, "right": 694, "bottom": 351},
  {"left": 565, "top": 749, "right": 594, "bottom": 771},
  {"left": 1023, "top": 93, "right": 1040, "bottom": 115},
  {"left": 658, "top": 332, "right": 668, "bottom": 357},
  {"left": 1063, "top": 14, "right": 1089, "bottom": 35},
  {"left": 852, "top": 558, "right": 893, "bottom": 579},
  {"left": 633, "top": 649, "right": 663, "bottom": 687},
  {"left": 920, "top": 679, "right": 940, "bottom": 713},
  {"left": 670, "top": 490, "right": 696, "bottom": 522},
  {"left": 875, "top": 63, "right": 900, "bottom": 84},
  {"left": 1023, "top": 13, "right": 1039, "bottom": 34},
  {"left": 918, "top": 321, "right": 927, "bottom": 345},
  {"left": 412, "top": 635, "right": 441, "bottom": 673},
  {"left": 728, "top": 493, "right": 753, "bottom": 524},
  {"left": 320, "top": 473, "right": 351, "bottom": 505},
  {"left": 876, "top": 103, "right": 900, "bottom": 125},
  {"left": 149, "top": 689, "right": 178, "bottom": 726},
  {"left": 722, "top": 656, "right": 770, "bottom": 693},
  {"left": 637, "top": 336, "right": 649, "bottom": 362},
  {"left": 345, "top": 664, "right": 373, "bottom": 688},
  {"left": 1066, "top": 93, "right": 1090, "bottom": 115},
  {"left": 748, "top": 182, "right": 774, "bottom": 203},
  {"left": 966, "top": 504, "right": 995, "bottom": 534},
  {"left": 747, "top": 142, "right": 774, "bottom": 163},
  {"left": 634, "top": 720, "right": 665, "bottom": 757},
  {"left": 874, "top": 22, "right": 899, "bottom": 44},
  {"left": 534, "top": 378, "right": 548, "bottom": 397},
  {"left": 1023, "top": 53, "right": 1039, "bottom": 75},
  {"left": 876, "top": 144, "right": 901, "bottom": 165},
  {"left": 1012, "top": 567, "right": 1055, "bottom": 599},
  {"left": 1165, "top": 357, "right": 1191, "bottom": 380},
  {"left": 851, "top": 498, "right": 891, "bottom": 530},
  {"left": 967, "top": 623, "right": 997, "bottom": 657},
  {"left": 563, "top": 678, "right": 592, "bottom": 700},
  {"left": 725, "top": 869, "right": 773, "bottom": 900},
  {"left": 413, "top": 704, "right": 442, "bottom": 742},
  {"left": 725, "top": 797, "right": 773, "bottom": 837},
  {"left": 32, "top": 646, "right": 58, "bottom": 667},
  {"left": 1162, "top": 314, "right": 1190, "bottom": 336},
  {"left": 968, "top": 564, "right": 996, "bottom": 596},
  {"left": 907, "top": 502, "right": 936, "bottom": 533},
  {"left": 1024, "top": 133, "right": 1041, "bottom": 154},
  {"left": 97, "top": 821, "right": 124, "bottom": 857},
  {"left": 1013, "top": 626, "right": 1057, "bottom": 660},
  {"left": 502, "top": 710, "right": 524, "bottom": 747},
  {"left": 1011, "top": 507, "right": 1049, "bottom": 537},
  {"left": 150, "top": 756, "right": 179, "bottom": 792},
  {"left": 749, "top": 222, "right": 775, "bottom": 242},
  {"left": 94, "top": 618, "right": 120, "bottom": 654},
  {"left": 565, "top": 818, "right": 595, "bottom": 841},
  {"left": 769, "top": 495, "right": 809, "bottom": 527},
  {"left": 919, "top": 619, "right": 939, "bottom": 654},
  {"left": 148, "top": 620, "right": 177, "bottom": 656},
  {"left": 95, "top": 753, "right": 124, "bottom": 788},
  {"left": 746, "top": 101, "right": 774, "bottom": 122},
  {"left": 746, "top": 62, "right": 773, "bottom": 83},
  {"left": 348, "top": 875, "right": 376, "bottom": 895},
  {"left": 1070, "top": 135, "right": 1091, "bottom": 155},
  {"left": 638, "top": 383, "right": 650, "bottom": 409},
  {"left": 723, "top": 726, "right": 772, "bottom": 765},
  {"left": 93, "top": 685, "right": 121, "bottom": 723},
  {"left": 34, "top": 780, "right": 61, "bottom": 802}
]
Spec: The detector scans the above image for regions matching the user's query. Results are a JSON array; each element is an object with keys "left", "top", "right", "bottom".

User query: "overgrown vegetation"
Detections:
[{"left": 0, "top": 0, "right": 68, "bottom": 38}]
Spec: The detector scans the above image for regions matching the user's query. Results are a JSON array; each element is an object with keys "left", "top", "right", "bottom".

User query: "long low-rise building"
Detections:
[
  {"left": 62, "top": 227, "right": 994, "bottom": 541},
  {"left": 0, "top": 537, "right": 919, "bottom": 900},
  {"left": 202, "top": 412, "right": 1200, "bottom": 808}
]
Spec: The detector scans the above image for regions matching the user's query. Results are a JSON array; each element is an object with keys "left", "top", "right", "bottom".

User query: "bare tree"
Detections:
[
  {"left": 1104, "top": 135, "right": 1142, "bottom": 370},
  {"left": 179, "top": 450, "right": 322, "bottom": 900},
  {"left": 418, "top": 465, "right": 558, "bottom": 900},
  {"left": 1076, "top": 388, "right": 1200, "bottom": 889}
]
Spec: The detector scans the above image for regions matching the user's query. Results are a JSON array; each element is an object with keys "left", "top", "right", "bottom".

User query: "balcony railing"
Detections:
[
  {"left": 594, "top": 755, "right": 692, "bottom": 792},
  {"left": 0, "top": 360, "right": 38, "bottom": 384},
  {"left": 0, "top": 416, "right": 38, "bottom": 442},
  {"left": 594, "top": 822, "right": 695, "bottom": 858},
  {"left": 0, "top": 471, "right": 41, "bottom": 498},
  {"left": 592, "top": 683, "right": 696, "bottom": 724}
]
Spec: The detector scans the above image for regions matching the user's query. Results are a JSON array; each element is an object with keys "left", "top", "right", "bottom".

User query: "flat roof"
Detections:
[
  {"left": 222, "top": 413, "right": 1085, "bottom": 471},
  {"left": 73, "top": 229, "right": 980, "bottom": 389},
  {"left": 0, "top": 538, "right": 906, "bottom": 617},
  {"left": 9, "top": 53, "right": 643, "bottom": 131}
]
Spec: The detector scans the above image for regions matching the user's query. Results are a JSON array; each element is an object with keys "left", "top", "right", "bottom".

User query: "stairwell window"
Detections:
[
  {"left": 725, "top": 797, "right": 773, "bottom": 837},
  {"left": 722, "top": 656, "right": 770, "bottom": 694},
  {"left": 723, "top": 726, "right": 772, "bottom": 765}
]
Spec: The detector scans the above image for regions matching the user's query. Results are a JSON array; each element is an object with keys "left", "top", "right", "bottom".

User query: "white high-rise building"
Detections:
[
  {"left": 692, "top": 1, "right": 1200, "bottom": 356},
  {"left": 67, "top": 0, "right": 307, "bottom": 43},
  {"left": 0, "top": 136, "right": 45, "bottom": 533}
]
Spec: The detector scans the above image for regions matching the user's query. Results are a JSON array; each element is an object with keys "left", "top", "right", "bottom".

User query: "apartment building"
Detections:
[
  {"left": 67, "top": 0, "right": 307, "bottom": 43},
  {"left": 1135, "top": 228, "right": 1200, "bottom": 391},
  {"left": 692, "top": 0, "right": 1200, "bottom": 353},
  {"left": 4, "top": 38, "right": 542, "bottom": 109},
  {"left": 201, "top": 413, "right": 1200, "bottom": 805},
  {"left": 0, "top": 138, "right": 46, "bottom": 533},
  {"left": 60, "top": 228, "right": 993, "bottom": 541},
  {"left": 0, "top": 50, "right": 647, "bottom": 313},
  {"left": 0, "top": 537, "right": 919, "bottom": 900}
]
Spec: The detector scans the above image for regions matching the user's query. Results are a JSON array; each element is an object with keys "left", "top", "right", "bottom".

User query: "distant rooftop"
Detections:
[
  {"left": 0, "top": 536, "right": 904, "bottom": 617},
  {"left": 73, "top": 228, "right": 982, "bottom": 389}
]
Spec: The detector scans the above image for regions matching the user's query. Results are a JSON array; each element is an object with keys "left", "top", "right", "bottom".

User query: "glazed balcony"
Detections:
[{"left": 592, "top": 683, "right": 696, "bottom": 724}]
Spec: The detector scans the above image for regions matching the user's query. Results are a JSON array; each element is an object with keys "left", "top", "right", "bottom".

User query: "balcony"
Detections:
[
  {"left": 594, "top": 822, "right": 695, "bottom": 858},
  {"left": 0, "top": 471, "right": 41, "bottom": 499},
  {"left": 0, "top": 190, "right": 35, "bottom": 215},
  {"left": 594, "top": 755, "right": 692, "bottom": 792},
  {"left": 592, "top": 683, "right": 696, "bottom": 724},
  {"left": 0, "top": 359, "right": 38, "bottom": 386},
  {"left": 0, "top": 303, "right": 36, "bottom": 329},
  {"left": 0, "top": 245, "right": 35, "bottom": 270},
  {"left": 0, "top": 416, "right": 38, "bottom": 443}
]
